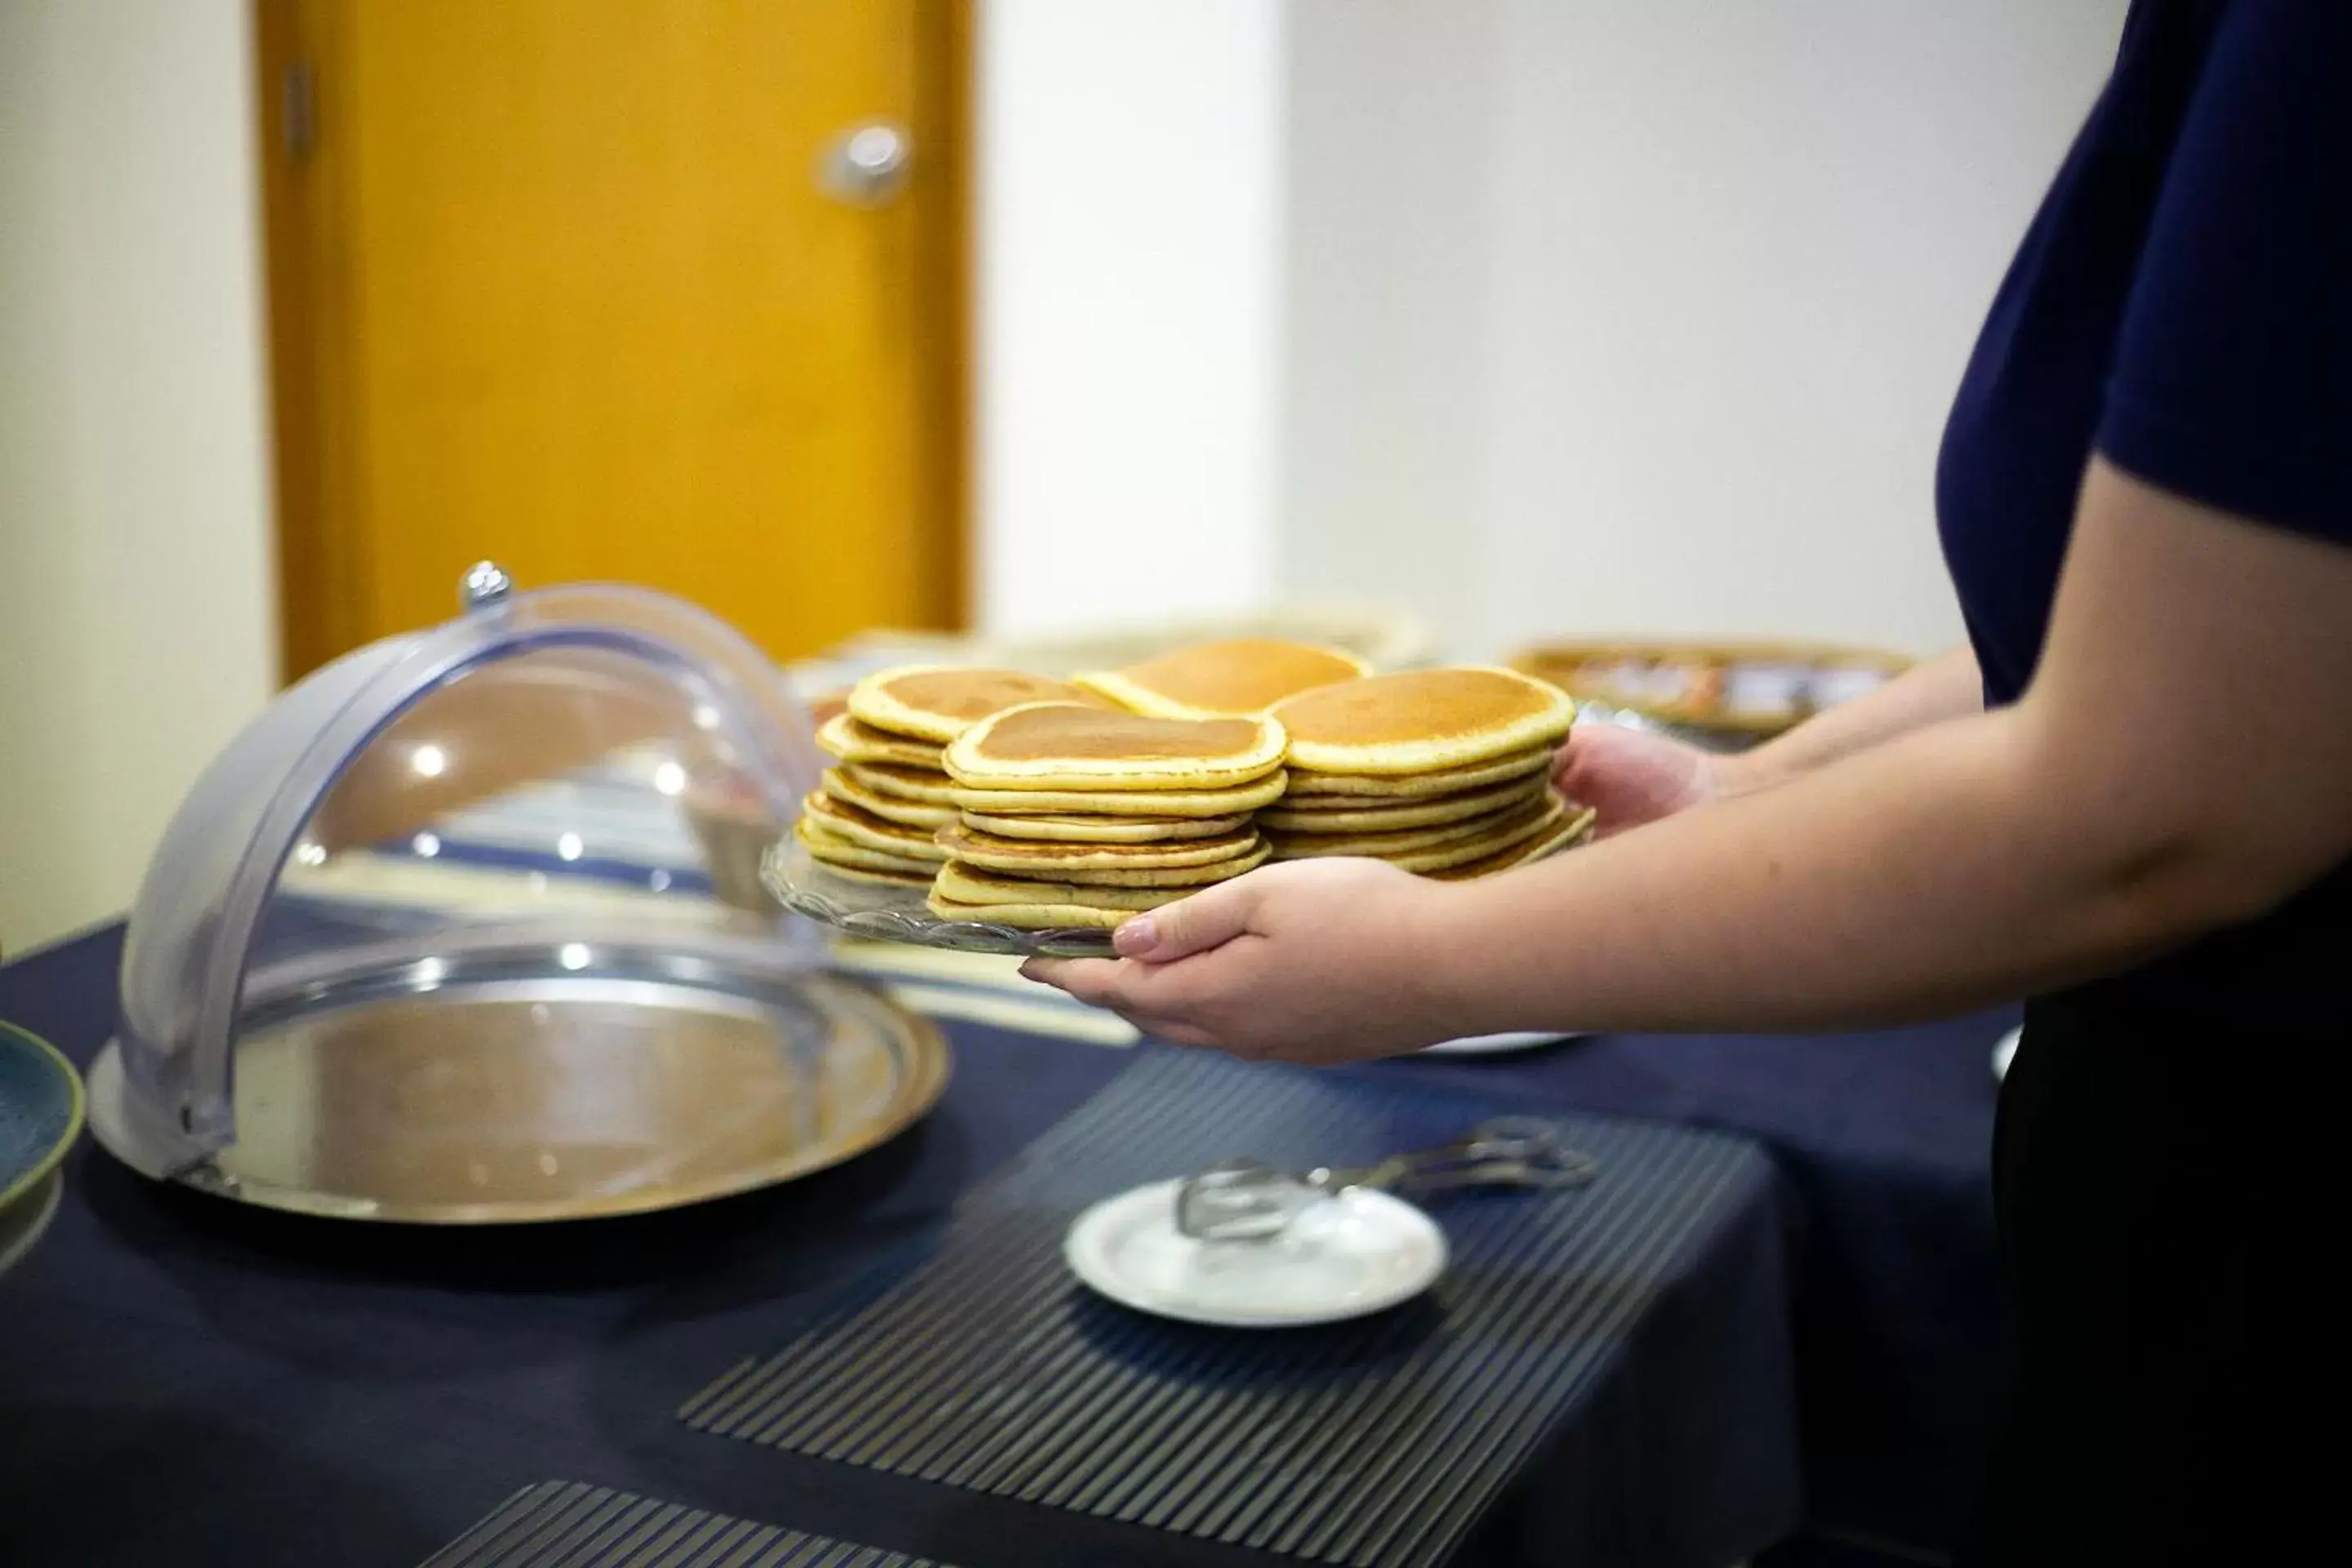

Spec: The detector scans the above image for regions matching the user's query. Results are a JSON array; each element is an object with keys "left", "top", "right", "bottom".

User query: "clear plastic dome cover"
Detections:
[{"left": 103, "top": 576, "right": 830, "bottom": 1185}]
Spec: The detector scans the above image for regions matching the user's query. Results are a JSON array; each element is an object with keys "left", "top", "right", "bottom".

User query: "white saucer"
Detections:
[
  {"left": 1993, "top": 1025, "right": 2021, "bottom": 1083},
  {"left": 1419, "top": 1031, "right": 1579, "bottom": 1057},
  {"left": 1063, "top": 1178, "right": 1447, "bottom": 1328}
]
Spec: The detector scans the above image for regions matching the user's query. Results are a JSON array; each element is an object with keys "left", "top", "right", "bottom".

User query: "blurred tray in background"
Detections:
[
  {"left": 1512, "top": 638, "right": 1913, "bottom": 746},
  {"left": 782, "top": 604, "right": 1435, "bottom": 710}
]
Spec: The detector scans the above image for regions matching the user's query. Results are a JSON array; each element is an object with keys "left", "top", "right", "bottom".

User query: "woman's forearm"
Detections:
[
  {"left": 1722, "top": 644, "right": 1983, "bottom": 795},
  {"left": 1430, "top": 707, "right": 2183, "bottom": 1036},
  {"left": 1433, "top": 466, "right": 2352, "bottom": 1037}
]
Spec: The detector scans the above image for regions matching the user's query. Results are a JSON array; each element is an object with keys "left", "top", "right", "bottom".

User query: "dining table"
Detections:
[{"left": 0, "top": 918, "right": 2009, "bottom": 1568}]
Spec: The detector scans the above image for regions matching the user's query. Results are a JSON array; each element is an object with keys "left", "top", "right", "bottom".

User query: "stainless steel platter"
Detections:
[{"left": 87, "top": 946, "right": 948, "bottom": 1224}]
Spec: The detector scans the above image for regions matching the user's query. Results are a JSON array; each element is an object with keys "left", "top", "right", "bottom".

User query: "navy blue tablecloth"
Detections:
[{"left": 0, "top": 924, "right": 2008, "bottom": 1565}]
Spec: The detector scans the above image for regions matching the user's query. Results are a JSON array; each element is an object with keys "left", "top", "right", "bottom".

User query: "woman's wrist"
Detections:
[
  {"left": 1401, "top": 874, "right": 1507, "bottom": 1039},
  {"left": 1706, "top": 746, "right": 1775, "bottom": 800}
]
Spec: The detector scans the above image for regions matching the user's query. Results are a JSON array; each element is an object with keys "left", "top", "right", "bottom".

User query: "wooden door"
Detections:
[{"left": 256, "top": 1, "right": 968, "bottom": 680}]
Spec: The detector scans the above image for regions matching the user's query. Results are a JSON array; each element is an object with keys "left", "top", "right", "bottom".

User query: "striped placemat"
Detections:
[
  {"left": 681, "top": 1051, "right": 1774, "bottom": 1568},
  {"left": 420, "top": 1481, "right": 956, "bottom": 1568}
]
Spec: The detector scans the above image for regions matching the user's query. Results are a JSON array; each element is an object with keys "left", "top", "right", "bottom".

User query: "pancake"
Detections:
[
  {"left": 946, "top": 772, "right": 1289, "bottom": 817},
  {"left": 840, "top": 761, "right": 960, "bottom": 804},
  {"left": 936, "top": 822, "right": 1263, "bottom": 874},
  {"left": 795, "top": 816, "right": 943, "bottom": 878},
  {"left": 1268, "top": 793, "right": 1566, "bottom": 870},
  {"left": 1075, "top": 638, "right": 1369, "bottom": 719},
  {"left": 925, "top": 893, "right": 1138, "bottom": 931},
  {"left": 945, "top": 703, "right": 1287, "bottom": 791},
  {"left": 1382, "top": 795, "right": 1569, "bottom": 874},
  {"left": 1258, "top": 775, "right": 1544, "bottom": 833},
  {"left": 1039, "top": 844, "right": 1269, "bottom": 888},
  {"left": 822, "top": 768, "right": 956, "bottom": 830},
  {"left": 1282, "top": 746, "right": 1553, "bottom": 800},
  {"left": 847, "top": 666, "right": 1100, "bottom": 743},
  {"left": 817, "top": 713, "right": 946, "bottom": 770},
  {"left": 934, "top": 861, "right": 1198, "bottom": 912},
  {"left": 958, "top": 809, "right": 1250, "bottom": 844},
  {"left": 800, "top": 791, "right": 951, "bottom": 862},
  {"left": 1263, "top": 794, "right": 1544, "bottom": 859},
  {"left": 799, "top": 849, "right": 936, "bottom": 890},
  {"left": 1428, "top": 805, "right": 1598, "bottom": 880},
  {"left": 1272, "top": 667, "right": 1574, "bottom": 776}
]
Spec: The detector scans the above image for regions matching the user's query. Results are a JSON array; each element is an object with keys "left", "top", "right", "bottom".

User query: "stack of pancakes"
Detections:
[
  {"left": 800, "top": 666, "right": 1101, "bottom": 886},
  {"left": 1075, "top": 636, "right": 1368, "bottom": 719},
  {"left": 926, "top": 702, "right": 1290, "bottom": 929},
  {"left": 1260, "top": 667, "right": 1593, "bottom": 877}
]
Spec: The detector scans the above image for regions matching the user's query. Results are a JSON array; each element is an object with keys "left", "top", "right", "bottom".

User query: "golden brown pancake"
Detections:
[
  {"left": 1037, "top": 845, "right": 1270, "bottom": 887},
  {"left": 945, "top": 703, "right": 1286, "bottom": 791},
  {"left": 800, "top": 850, "right": 936, "bottom": 889},
  {"left": 847, "top": 666, "right": 1101, "bottom": 743},
  {"left": 1263, "top": 795, "right": 1537, "bottom": 859},
  {"left": 1271, "top": 667, "right": 1574, "bottom": 775},
  {"left": 934, "top": 861, "right": 1205, "bottom": 911},
  {"left": 1258, "top": 775, "right": 1544, "bottom": 834},
  {"left": 839, "top": 761, "right": 959, "bottom": 804},
  {"left": 822, "top": 768, "right": 956, "bottom": 829},
  {"left": 946, "top": 772, "right": 1289, "bottom": 817},
  {"left": 936, "top": 822, "right": 1262, "bottom": 874},
  {"left": 1282, "top": 746, "right": 1553, "bottom": 800},
  {"left": 817, "top": 713, "right": 946, "bottom": 770},
  {"left": 1075, "top": 638, "right": 1369, "bottom": 719},
  {"left": 1427, "top": 805, "right": 1597, "bottom": 880},
  {"left": 795, "top": 815, "right": 943, "bottom": 878},
  {"left": 957, "top": 809, "right": 1250, "bottom": 844},
  {"left": 800, "top": 790, "right": 951, "bottom": 862},
  {"left": 1267, "top": 792, "right": 1566, "bottom": 871},
  {"left": 924, "top": 893, "right": 1138, "bottom": 931},
  {"left": 1383, "top": 795, "right": 1570, "bottom": 873}
]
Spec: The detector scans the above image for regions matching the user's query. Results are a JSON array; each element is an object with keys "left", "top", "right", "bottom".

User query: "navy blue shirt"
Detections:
[
  {"left": 1931, "top": 6, "right": 2348, "bottom": 1561},
  {"left": 1939, "top": 0, "right": 2350, "bottom": 702}
]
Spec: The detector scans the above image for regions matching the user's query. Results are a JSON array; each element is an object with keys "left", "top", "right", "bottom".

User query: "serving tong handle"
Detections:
[{"left": 1174, "top": 1117, "right": 1597, "bottom": 1242}]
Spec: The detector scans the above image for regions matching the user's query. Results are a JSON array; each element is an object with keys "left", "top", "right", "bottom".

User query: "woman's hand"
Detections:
[
  {"left": 1551, "top": 721, "right": 1725, "bottom": 837},
  {"left": 1020, "top": 858, "right": 1464, "bottom": 1062}
]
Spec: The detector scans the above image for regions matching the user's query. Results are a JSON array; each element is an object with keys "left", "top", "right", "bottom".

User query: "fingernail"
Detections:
[
  {"left": 1113, "top": 914, "right": 1160, "bottom": 958},
  {"left": 1017, "top": 959, "right": 1043, "bottom": 982}
]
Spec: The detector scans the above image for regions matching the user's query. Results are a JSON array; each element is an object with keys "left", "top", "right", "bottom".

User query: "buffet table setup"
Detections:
[
  {"left": 0, "top": 925, "right": 2005, "bottom": 1568},
  {"left": 0, "top": 581, "right": 2006, "bottom": 1566}
]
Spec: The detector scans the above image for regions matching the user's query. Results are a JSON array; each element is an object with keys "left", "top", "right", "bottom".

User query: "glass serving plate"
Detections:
[
  {"left": 764, "top": 811, "right": 1600, "bottom": 962},
  {"left": 764, "top": 837, "right": 1122, "bottom": 959}
]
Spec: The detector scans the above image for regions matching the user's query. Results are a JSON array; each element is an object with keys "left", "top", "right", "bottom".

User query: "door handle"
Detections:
[{"left": 818, "top": 120, "right": 912, "bottom": 207}]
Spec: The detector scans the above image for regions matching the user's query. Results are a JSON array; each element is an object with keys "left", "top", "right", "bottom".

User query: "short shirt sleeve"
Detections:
[{"left": 2096, "top": 0, "right": 2352, "bottom": 542}]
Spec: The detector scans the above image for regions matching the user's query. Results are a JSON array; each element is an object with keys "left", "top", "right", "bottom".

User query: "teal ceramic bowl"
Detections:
[{"left": 1, "top": 1020, "right": 83, "bottom": 1217}]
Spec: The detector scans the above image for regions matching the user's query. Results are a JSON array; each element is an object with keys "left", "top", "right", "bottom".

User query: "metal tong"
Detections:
[{"left": 1174, "top": 1118, "right": 1598, "bottom": 1242}]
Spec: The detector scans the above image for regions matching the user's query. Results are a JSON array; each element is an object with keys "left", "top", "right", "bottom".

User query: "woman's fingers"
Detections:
[{"left": 1111, "top": 876, "right": 1261, "bottom": 963}]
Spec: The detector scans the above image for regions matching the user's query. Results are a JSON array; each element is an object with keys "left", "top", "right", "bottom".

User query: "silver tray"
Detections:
[
  {"left": 87, "top": 946, "right": 950, "bottom": 1223},
  {"left": 764, "top": 837, "right": 1121, "bottom": 959}
]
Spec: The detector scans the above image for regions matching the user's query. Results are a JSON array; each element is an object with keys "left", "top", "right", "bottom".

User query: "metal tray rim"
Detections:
[{"left": 89, "top": 966, "right": 950, "bottom": 1225}]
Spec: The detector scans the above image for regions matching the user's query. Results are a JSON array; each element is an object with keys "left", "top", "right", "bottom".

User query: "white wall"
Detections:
[
  {"left": 973, "top": 0, "right": 1285, "bottom": 638},
  {"left": 1278, "top": 0, "right": 1500, "bottom": 648},
  {"left": 1281, "top": 0, "right": 2131, "bottom": 658},
  {"left": 0, "top": 0, "right": 277, "bottom": 953},
  {"left": 0, "top": 0, "right": 2127, "bottom": 949}
]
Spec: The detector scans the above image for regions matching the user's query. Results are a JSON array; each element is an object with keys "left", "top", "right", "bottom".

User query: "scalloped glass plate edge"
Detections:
[
  {"left": 763, "top": 805, "right": 1597, "bottom": 964},
  {"left": 763, "top": 838, "right": 1116, "bottom": 958}
]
